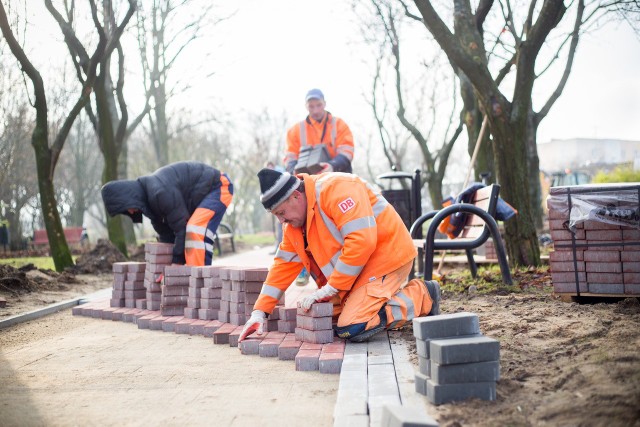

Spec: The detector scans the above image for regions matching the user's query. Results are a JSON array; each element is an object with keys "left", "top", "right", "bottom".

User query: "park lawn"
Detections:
[{"left": 0, "top": 256, "right": 76, "bottom": 270}]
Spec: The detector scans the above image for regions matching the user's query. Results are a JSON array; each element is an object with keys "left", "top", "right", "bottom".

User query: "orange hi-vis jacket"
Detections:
[
  {"left": 284, "top": 112, "right": 355, "bottom": 165},
  {"left": 253, "top": 173, "right": 417, "bottom": 315}
]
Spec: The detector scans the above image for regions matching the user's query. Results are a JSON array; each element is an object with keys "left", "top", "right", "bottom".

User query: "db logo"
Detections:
[{"left": 338, "top": 197, "right": 356, "bottom": 213}]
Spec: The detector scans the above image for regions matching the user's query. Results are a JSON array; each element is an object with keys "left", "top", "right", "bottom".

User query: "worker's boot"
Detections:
[
  {"left": 348, "top": 307, "right": 387, "bottom": 343},
  {"left": 424, "top": 279, "right": 441, "bottom": 315}
]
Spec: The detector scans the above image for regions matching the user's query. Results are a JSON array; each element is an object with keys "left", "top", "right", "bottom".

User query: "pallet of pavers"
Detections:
[
  {"left": 547, "top": 183, "right": 640, "bottom": 297},
  {"left": 413, "top": 312, "right": 500, "bottom": 405}
]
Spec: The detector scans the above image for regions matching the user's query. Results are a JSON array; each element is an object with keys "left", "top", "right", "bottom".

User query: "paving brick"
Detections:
[
  {"left": 161, "top": 305, "right": 187, "bottom": 316},
  {"left": 623, "top": 261, "right": 640, "bottom": 272},
  {"left": 333, "top": 415, "right": 369, "bottom": 427},
  {"left": 322, "top": 340, "right": 345, "bottom": 353},
  {"left": 259, "top": 339, "right": 283, "bottom": 357},
  {"left": 145, "top": 242, "right": 173, "bottom": 254},
  {"left": 624, "top": 273, "right": 640, "bottom": 285},
  {"left": 278, "top": 339, "right": 302, "bottom": 360},
  {"left": 183, "top": 307, "right": 199, "bottom": 319},
  {"left": 431, "top": 360, "right": 500, "bottom": 384},
  {"left": 426, "top": 379, "right": 496, "bottom": 404},
  {"left": 164, "top": 276, "right": 190, "bottom": 286},
  {"left": 300, "top": 342, "right": 323, "bottom": 351},
  {"left": 625, "top": 283, "right": 640, "bottom": 294},
  {"left": 201, "top": 287, "right": 221, "bottom": 299},
  {"left": 109, "top": 298, "right": 125, "bottom": 308},
  {"left": 110, "top": 308, "right": 130, "bottom": 321},
  {"left": 586, "top": 229, "right": 623, "bottom": 241},
  {"left": 585, "top": 262, "right": 623, "bottom": 273},
  {"left": 133, "top": 309, "right": 152, "bottom": 324},
  {"left": 297, "top": 302, "right": 333, "bottom": 317},
  {"left": 295, "top": 349, "right": 321, "bottom": 371},
  {"left": 303, "top": 328, "right": 334, "bottom": 344},
  {"left": 583, "top": 220, "right": 620, "bottom": 230},
  {"left": 161, "top": 295, "right": 189, "bottom": 305},
  {"left": 213, "top": 323, "right": 236, "bottom": 344},
  {"left": 550, "top": 261, "right": 586, "bottom": 273},
  {"left": 549, "top": 250, "right": 584, "bottom": 262},
  {"left": 551, "top": 271, "right": 587, "bottom": 283},
  {"left": 198, "top": 308, "right": 219, "bottom": 320},
  {"left": 413, "top": 312, "right": 480, "bottom": 340},
  {"left": 229, "top": 326, "right": 244, "bottom": 347},
  {"left": 146, "top": 253, "right": 172, "bottom": 264},
  {"left": 239, "top": 336, "right": 263, "bottom": 355},
  {"left": 244, "top": 281, "right": 263, "bottom": 293},
  {"left": 368, "top": 363, "right": 401, "bottom": 425},
  {"left": 124, "top": 289, "right": 146, "bottom": 300},
  {"left": 588, "top": 283, "right": 624, "bottom": 293},
  {"left": 319, "top": 352, "right": 343, "bottom": 374},
  {"left": 229, "top": 313, "right": 246, "bottom": 326},
  {"left": 583, "top": 251, "right": 621, "bottom": 263},
  {"left": 137, "top": 313, "right": 160, "bottom": 329},
  {"left": 277, "top": 319, "right": 296, "bottom": 333},
  {"left": 418, "top": 356, "right": 430, "bottom": 377},
  {"left": 174, "top": 318, "right": 196, "bottom": 334},
  {"left": 430, "top": 336, "right": 500, "bottom": 365},
  {"left": 188, "top": 319, "right": 209, "bottom": 336},
  {"left": 200, "top": 298, "right": 221, "bottom": 310},
  {"left": 99, "top": 307, "right": 119, "bottom": 320},
  {"left": 587, "top": 273, "right": 623, "bottom": 284},
  {"left": 164, "top": 265, "right": 192, "bottom": 276},
  {"left": 551, "top": 228, "right": 585, "bottom": 241},
  {"left": 148, "top": 316, "right": 169, "bottom": 330},
  {"left": 621, "top": 251, "right": 640, "bottom": 262},
  {"left": 244, "top": 267, "right": 268, "bottom": 282},
  {"left": 122, "top": 309, "right": 142, "bottom": 323},
  {"left": 218, "top": 311, "right": 229, "bottom": 323},
  {"left": 380, "top": 404, "right": 438, "bottom": 427},
  {"left": 278, "top": 306, "right": 297, "bottom": 321},
  {"left": 203, "top": 320, "right": 224, "bottom": 337},
  {"left": 161, "top": 316, "right": 184, "bottom": 332},
  {"left": 297, "top": 314, "right": 332, "bottom": 331},
  {"left": 553, "top": 281, "right": 589, "bottom": 294},
  {"left": 203, "top": 277, "right": 222, "bottom": 288},
  {"left": 415, "top": 371, "right": 428, "bottom": 395},
  {"left": 622, "top": 229, "right": 640, "bottom": 240}
]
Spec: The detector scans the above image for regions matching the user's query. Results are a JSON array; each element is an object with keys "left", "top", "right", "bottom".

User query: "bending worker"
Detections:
[
  {"left": 101, "top": 161, "right": 233, "bottom": 266},
  {"left": 284, "top": 88, "right": 354, "bottom": 174},
  {"left": 239, "top": 168, "right": 440, "bottom": 343}
]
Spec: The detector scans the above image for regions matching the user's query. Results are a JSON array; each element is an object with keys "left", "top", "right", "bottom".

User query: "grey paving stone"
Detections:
[
  {"left": 431, "top": 360, "right": 500, "bottom": 384},
  {"left": 369, "top": 363, "right": 401, "bottom": 426},
  {"left": 427, "top": 379, "right": 496, "bottom": 405},
  {"left": 418, "top": 355, "right": 430, "bottom": 377},
  {"left": 381, "top": 404, "right": 439, "bottom": 427},
  {"left": 416, "top": 333, "right": 483, "bottom": 358},
  {"left": 344, "top": 341, "right": 368, "bottom": 356},
  {"left": 333, "top": 414, "right": 369, "bottom": 427},
  {"left": 413, "top": 312, "right": 479, "bottom": 340},
  {"left": 415, "top": 372, "right": 428, "bottom": 396},
  {"left": 430, "top": 336, "right": 500, "bottom": 365}
]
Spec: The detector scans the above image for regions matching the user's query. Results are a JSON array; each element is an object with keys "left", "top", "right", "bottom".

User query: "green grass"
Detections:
[
  {"left": 235, "top": 232, "right": 276, "bottom": 246},
  {"left": 0, "top": 256, "right": 66, "bottom": 270},
  {"left": 440, "top": 264, "right": 552, "bottom": 295}
]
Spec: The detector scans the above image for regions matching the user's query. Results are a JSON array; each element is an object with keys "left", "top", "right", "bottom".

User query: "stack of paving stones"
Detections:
[
  {"left": 547, "top": 183, "right": 640, "bottom": 297},
  {"left": 144, "top": 242, "right": 174, "bottom": 311},
  {"left": 161, "top": 265, "right": 192, "bottom": 316},
  {"left": 185, "top": 267, "right": 205, "bottom": 319},
  {"left": 295, "top": 302, "right": 334, "bottom": 344},
  {"left": 413, "top": 312, "right": 500, "bottom": 405},
  {"left": 196, "top": 266, "right": 222, "bottom": 321},
  {"left": 111, "top": 262, "right": 146, "bottom": 308}
]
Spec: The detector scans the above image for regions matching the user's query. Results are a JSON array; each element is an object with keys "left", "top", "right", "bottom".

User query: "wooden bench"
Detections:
[
  {"left": 213, "top": 222, "right": 235, "bottom": 255},
  {"left": 33, "top": 227, "right": 88, "bottom": 250},
  {"left": 409, "top": 184, "right": 512, "bottom": 285}
]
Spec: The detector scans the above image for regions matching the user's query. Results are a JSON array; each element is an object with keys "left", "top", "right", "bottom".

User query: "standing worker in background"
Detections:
[
  {"left": 284, "top": 88, "right": 355, "bottom": 174},
  {"left": 238, "top": 168, "right": 440, "bottom": 343},
  {"left": 101, "top": 161, "right": 233, "bottom": 266},
  {"left": 284, "top": 88, "right": 355, "bottom": 284}
]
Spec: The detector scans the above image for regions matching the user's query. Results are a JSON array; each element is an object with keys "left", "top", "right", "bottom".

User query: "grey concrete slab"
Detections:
[
  {"left": 430, "top": 360, "right": 500, "bottom": 384},
  {"left": 381, "top": 404, "right": 439, "bottom": 427},
  {"left": 412, "top": 312, "right": 479, "bottom": 340},
  {"left": 430, "top": 336, "right": 500, "bottom": 365},
  {"left": 426, "top": 379, "right": 497, "bottom": 405}
]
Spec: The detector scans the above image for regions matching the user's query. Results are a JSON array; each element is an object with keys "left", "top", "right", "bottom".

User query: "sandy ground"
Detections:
[{"left": 2, "top": 253, "right": 640, "bottom": 426}]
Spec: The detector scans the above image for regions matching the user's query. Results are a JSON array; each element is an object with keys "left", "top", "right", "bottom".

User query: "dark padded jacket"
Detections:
[{"left": 101, "top": 162, "right": 222, "bottom": 264}]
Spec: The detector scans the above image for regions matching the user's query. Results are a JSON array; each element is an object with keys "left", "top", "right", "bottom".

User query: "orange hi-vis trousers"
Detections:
[
  {"left": 333, "top": 261, "right": 434, "bottom": 339},
  {"left": 185, "top": 173, "right": 233, "bottom": 266}
]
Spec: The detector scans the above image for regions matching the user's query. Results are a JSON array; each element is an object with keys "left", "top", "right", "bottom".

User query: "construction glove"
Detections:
[
  {"left": 238, "top": 310, "right": 266, "bottom": 342},
  {"left": 155, "top": 274, "right": 164, "bottom": 284},
  {"left": 319, "top": 162, "right": 334, "bottom": 173},
  {"left": 300, "top": 284, "right": 338, "bottom": 311}
]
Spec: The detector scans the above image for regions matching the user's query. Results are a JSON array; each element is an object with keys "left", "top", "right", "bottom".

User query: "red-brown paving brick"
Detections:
[
  {"left": 589, "top": 283, "right": 624, "bottom": 294},
  {"left": 100, "top": 307, "right": 119, "bottom": 320},
  {"left": 145, "top": 242, "right": 173, "bottom": 254},
  {"left": 239, "top": 336, "right": 263, "bottom": 355},
  {"left": 161, "top": 316, "right": 184, "bottom": 332},
  {"left": 319, "top": 352, "right": 343, "bottom": 374},
  {"left": 229, "top": 326, "right": 245, "bottom": 347},
  {"left": 586, "top": 230, "right": 623, "bottom": 241},
  {"left": 624, "top": 272, "right": 640, "bottom": 285},
  {"left": 550, "top": 261, "right": 585, "bottom": 273},
  {"left": 551, "top": 229, "right": 586, "bottom": 241},
  {"left": 174, "top": 318, "right": 196, "bottom": 334},
  {"left": 549, "top": 251, "right": 584, "bottom": 262},
  {"left": 203, "top": 320, "right": 224, "bottom": 337},
  {"left": 585, "top": 262, "right": 623, "bottom": 273},
  {"left": 297, "top": 302, "right": 333, "bottom": 317},
  {"left": 213, "top": 323, "right": 237, "bottom": 344},
  {"left": 111, "top": 308, "right": 130, "bottom": 321},
  {"left": 587, "top": 272, "right": 623, "bottom": 284},
  {"left": 621, "top": 251, "right": 640, "bottom": 262},
  {"left": 583, "top": 251, "right": 621, "bottom": 263},
  {"left": 183, "top": 307, "right": 199, "bottom": 319},
  {"left": 188, "top": 319, "right": 210, "bottom": 336},
  {"left": 303, "top": 328, "right": 334, "bottom": 344},
  {"left": 623, "top": 261, "right": 640, "bottom": 273},
  {"left": 553, "top": 281, "right": 589, "bottom": 293},
  {"left": 624, "top": 283, "right": 640, "bottom": 294},
  {"left": 622, "top": 229, "right": 640, "bottom": 240},
  {"left": 198, "top": 308, "right": 219, "bottom": 320},
  {"left": 277, "top": 320, "right": 296, "bottom": 333},
  {"left": 322, "top": 340, "right": 346, "bottom": 353},
  {"left": 149, "top": 316, "right": 170, "bottom": 330},
  {"left": 300, "top": 342, "right": 323, "bottom": 351},
  {"left": 138, "top": 313, "right": 160, "bottom": 329},
  {"left": 297, "top": 314, "right": 332, "bottom": 331},
  {"left": 295, "top": 349, "right": 321, "bottom": 371},
  {"left": 259, "top": 338, "right": 284, "bottom": 358},
  {"left": 278, "top": 339, "right": 302, "bottom": 360},
  {"left": 278, "top": 306, "right": 297, "bottom": 321}
]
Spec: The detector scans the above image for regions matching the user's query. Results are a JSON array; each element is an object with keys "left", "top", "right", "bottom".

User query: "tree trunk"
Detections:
[
  {"left": 526, "top": 109, "right": 543, "bottom": 230},
  {"left": 152, "top": 81, "right": 170, "bottom": 167},
  {"left": 486, "top": 102, "right": 540, "bottom": 266}
]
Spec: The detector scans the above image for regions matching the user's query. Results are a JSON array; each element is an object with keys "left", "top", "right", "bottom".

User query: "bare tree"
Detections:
[{"left": 135, "top": 0, "right": 225, "bottom": 168}]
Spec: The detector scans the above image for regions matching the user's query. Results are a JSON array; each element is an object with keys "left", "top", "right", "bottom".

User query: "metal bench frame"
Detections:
[{"left": 409, "top": 184, "right": 513, "bottom": 285}]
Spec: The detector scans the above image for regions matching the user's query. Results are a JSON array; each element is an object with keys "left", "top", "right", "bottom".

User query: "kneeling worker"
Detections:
[
  {"left": 101, "top": 161, "right": 233, "bottom": 266},
  {"left": 239, "top": 168, "right": 440, "bottom": 343}
]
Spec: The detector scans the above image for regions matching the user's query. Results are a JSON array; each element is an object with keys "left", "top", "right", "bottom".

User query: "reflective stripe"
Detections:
[
  {"left": 205, "top": 229, "right": 216, "bottom": 241},
  {"left": 205, "top": 242, "right": 214, "bottom": 253},
  {"left": 299, "top": 121, "right": 307, "bottom": 147},
  {"left": 330, "top": 116, "right": 336, "bottom": 151},
  {"left": 397, "top": 292, "right": 415, "bottom": 321},
  {"left": 260, "top": 284, "right": 284, "bottom": 300},
  {"left": 372, "top": 198, "right": 389, "bottom": 217},
  {"left": 320, "top": 250, "right": 340, "bottom": 278},
  {"left": 315, "top": 178, "right": 343, "bottom": 244},
  {"left": 185, "top": 240, "right": 206, "bottom": 249},
  {"left": 387, "top": 298, "right": 404, "bottom": 329},
  {"left": 335, "top": 259, "right": 364, "bottom": 277},
  {"left": 275, "top": 248, "right": 302, "bottom": 263},
  {"left": 186, "top": 224, "right": 207, "bottom": 235},
  {"left": 341, "top": 216, "right": 375, "bottom": 238}
]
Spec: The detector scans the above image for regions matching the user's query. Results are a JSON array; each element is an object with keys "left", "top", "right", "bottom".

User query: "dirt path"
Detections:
[{"left": 426, "top": 291, "right": 640, "bottom": 427}]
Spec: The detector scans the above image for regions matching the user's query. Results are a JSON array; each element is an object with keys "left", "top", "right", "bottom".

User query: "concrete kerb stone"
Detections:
[{"left": 0, "top": 288, "right": 111, "bottom": 330}]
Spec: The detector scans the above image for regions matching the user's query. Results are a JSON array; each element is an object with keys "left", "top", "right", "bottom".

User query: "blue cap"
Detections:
[{"left": 305, "top": 88, "right": 324, "bottom": 102}]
